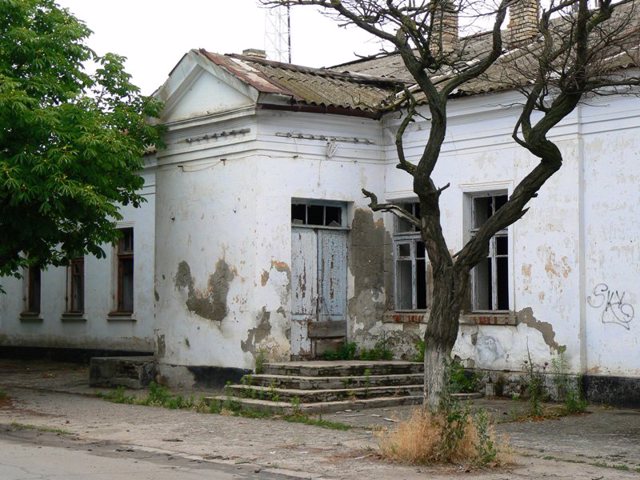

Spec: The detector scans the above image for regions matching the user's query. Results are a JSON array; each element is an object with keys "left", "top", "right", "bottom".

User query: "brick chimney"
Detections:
[
  {"left": 508, "top": 0, "right": 540, "bottom": 49},
  {"left": 437, "top": 0, "right": 458, "bottom": 55},
  {"left": 242, "top": 48, "right": 267, "bottom": 59}
]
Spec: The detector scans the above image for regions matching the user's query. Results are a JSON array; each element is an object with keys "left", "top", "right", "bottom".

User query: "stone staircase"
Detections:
[{"left": 208, "top": 360, "right": 426, "bottom": 414}]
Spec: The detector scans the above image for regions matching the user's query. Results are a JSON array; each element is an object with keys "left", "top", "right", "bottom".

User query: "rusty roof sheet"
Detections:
[{"left": 198, "top": 49, "right": 406, "bottom": 115}]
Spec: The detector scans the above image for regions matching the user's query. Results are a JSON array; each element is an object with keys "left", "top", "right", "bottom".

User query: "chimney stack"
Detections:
[
  {"left": 242, "top": 48, "right": 267, "bottom": 59},
  {"left": 434, "top": 1, "right": 459, "bottom": 55},
  {"left": 508, "top": 0, "right": 540, "bottom": 49}
]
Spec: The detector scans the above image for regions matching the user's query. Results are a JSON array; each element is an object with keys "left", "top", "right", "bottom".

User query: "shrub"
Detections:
[{"left": 378, "top": 404, "right": 507, "bottom": 467}]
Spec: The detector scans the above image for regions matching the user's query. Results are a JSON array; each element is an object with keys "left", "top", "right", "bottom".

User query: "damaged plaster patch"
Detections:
[
  {"left": 175, "top": 259, "right": 235, "bottom": 322},
  {"left": 518, "top": 307, "right": 565, "bottom": 352},
  {"left": 241, "top": 307, "right": 272, "bottom": 354},
  {"left": 348, "top": 209, "right": 391, "bottom": 333}
]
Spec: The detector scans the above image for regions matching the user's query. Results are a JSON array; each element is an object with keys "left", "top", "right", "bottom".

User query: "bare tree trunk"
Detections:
[{"left": 422, "top": 266, "right": 468, "bottom": 411}]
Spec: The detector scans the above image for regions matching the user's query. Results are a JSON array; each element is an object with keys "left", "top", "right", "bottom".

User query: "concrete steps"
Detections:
[{"left": 208, "top": 360, "right": 428, "bottom": 414}]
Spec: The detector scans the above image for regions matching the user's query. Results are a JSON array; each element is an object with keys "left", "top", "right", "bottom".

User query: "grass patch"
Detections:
[
  {"left": 97, "top": 383, "right": 351, "bottom": 431},
  {"left": 10, "top": 422, "right": 72, "bottom": 435}
]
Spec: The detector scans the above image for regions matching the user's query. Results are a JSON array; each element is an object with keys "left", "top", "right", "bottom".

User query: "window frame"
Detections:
[
  {"left": 66, "top": 257, "right": 85, "bottom": 314},
  {"left": 467, "top": 191, "right": 510, "bottom": 312},
  {"left": 26, "top": 265, "right": 41, "bottom": 314},
  {"left": 291, "top": 199, "right": 348, "bottom": 230},
  {"left": 392, "top": 201, "right": 429, "bottom": 311},
  {"left": 115, "top": 228, "right": 134, "bottom": 314}
]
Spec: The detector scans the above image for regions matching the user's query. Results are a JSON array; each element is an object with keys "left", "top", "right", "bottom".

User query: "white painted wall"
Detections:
[
  {"left": 378, "top": 90, "right": 640, "bottom": 378},
  {"left": 154, "top": 107, "right": 387, "bottom": 370},
  {"left": 0, "top": 169, "right": 157, "bottom": 352}
]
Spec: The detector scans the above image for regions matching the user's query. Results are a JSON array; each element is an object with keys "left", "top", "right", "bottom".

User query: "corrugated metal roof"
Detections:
[{"left": 198, "top": 49, "right": 406, "bottom": 116}]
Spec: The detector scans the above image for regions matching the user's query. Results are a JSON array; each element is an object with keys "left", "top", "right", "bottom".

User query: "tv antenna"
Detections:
[{"left": 264, "top": 3, "right": 291, "bottom": 63}]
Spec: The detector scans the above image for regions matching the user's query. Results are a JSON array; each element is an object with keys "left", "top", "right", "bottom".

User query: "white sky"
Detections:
[{"left": 56, "top": 0, "right": 383, "bottom": 95}]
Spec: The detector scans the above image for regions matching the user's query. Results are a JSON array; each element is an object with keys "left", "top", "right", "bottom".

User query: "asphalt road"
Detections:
[{"left": 0, "top": 429, "right": 299, "bottom": 480}]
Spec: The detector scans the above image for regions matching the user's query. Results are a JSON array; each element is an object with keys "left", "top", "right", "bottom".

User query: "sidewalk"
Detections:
[{"left": 1, "top": 358, "right": 640, "bottom": 479}]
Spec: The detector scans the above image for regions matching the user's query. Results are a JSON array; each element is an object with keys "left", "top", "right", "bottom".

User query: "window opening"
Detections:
[
  {"left": 67, "top": 258, "right": 84, "bottom": 313},
  {"left": 291, "top": 202, "right": 344, "bottom": 227},
  {"left": 470, "top": 194, "right": 508, "bottom": 311},
  {"left": 26, "top": 265, "right": 41, "bottom": 314},
  {"left": 393, "top": 202, "right": 427, "bottom": 310},
  {"left": 117, "top": 228, "right": 134, "bottom": 313}
]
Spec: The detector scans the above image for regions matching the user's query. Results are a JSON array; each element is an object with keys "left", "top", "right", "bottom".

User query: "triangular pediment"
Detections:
[{"left": 156, "top": 50, "right": 259, "bottom": 124}]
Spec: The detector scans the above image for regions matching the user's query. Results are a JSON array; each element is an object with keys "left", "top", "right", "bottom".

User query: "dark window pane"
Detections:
[
  {"left": 397, "top": 243, "right": 410, "bottom": 257},
  {"left": 417, "top": 259, "right": 427, "bottom": 309},
  {"left": 496, "top": 236, "right": 508, "bottom": 255},
  {"left": 325, "top": 206, "right": 342, "bottom": 227},
  {"left": 396, "top": 260, "right": 413, "bottom": 310},
  {"left": 473, "top": 197, "right": 491, "bottom": 228},
  {"left": 307, "top": 205, "right": 324, "bottom": 226},
  {"left": 119, "top": 228, "right": 134, "bottom": 253},
  {"left": 70, "top": 258, "right": 84, "bottom": 313},
  {"left": 494, "top": 194, "right": 508, "bottom": 212},
  {"left": 28, "top": 266, "right": 41, "bottom": 313},
  {"left": 416, "top": 241, "right": 426, "bottom": 259},
  {"left": 473, "top": 259, "right": 491, "bottom": 310},
  {"left": 291, "top": 204, "right": 306, "bottom": 224},
  {"left": 497, "top": 257, "right": 509, "bottom": 310},
  {"left": 119, "top": 258, "right": 134, "bottom": 312}
]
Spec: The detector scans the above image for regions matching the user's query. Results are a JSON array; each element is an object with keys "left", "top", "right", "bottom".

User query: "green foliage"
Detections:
[
  {"left": 359, "top": 338, "right": 394, "bottom": 361},
  {"left": 321, "top": 341, "right": 357, "bottom": 360},
  {"left": 0, "top": 387, "right": 7, "bottom": 400},
  {"left": 413, "top": 339, "right": 426, "bottom": 362},
  {"left": 254, "top": 349, "right": 267, "bottom": 374},
  {"left": 522, "top": 349, "right": 546, "bottom": 417},
  {"left": 0, "top": 0, "right": 164, "bottom": 279},
  {"left": 449, "top": 359, "right": 478, "bottom": 394},
  {"left": 551, "top": 352, "right": 588, "bottom": 414},
  {"left": 97, "top": 386, "right": 135, "bottom": 404},
  {"left": 321, "top": 337, "right": 393, "bottom": 361}
]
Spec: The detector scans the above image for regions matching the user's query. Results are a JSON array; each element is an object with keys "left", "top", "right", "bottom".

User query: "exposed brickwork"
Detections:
[
  {"left": 434, "top": 1, "right": 459, "bottom": 55},
  {"left": 508, "top": 0, "right": 539, "bottom": 49}
]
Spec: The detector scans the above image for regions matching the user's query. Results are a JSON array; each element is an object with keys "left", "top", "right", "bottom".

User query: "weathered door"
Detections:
[{"left": 291, "top": 227, "right": 347, "bottom": 357}]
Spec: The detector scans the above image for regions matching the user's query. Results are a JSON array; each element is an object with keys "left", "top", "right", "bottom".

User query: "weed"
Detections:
[
  {"left": 0, "top": 388, "right": 7, "bottom": 400},
  {"left": 11, "top": 422, "right": 72, "bottom": 435},
  {"left": 377, "top": 405, "right": 507, "bottom": 467},
  {"left": 290, "top": 396, "right": 301, "bottom": 414},
  {"left": 322, "top": 341, "right": 357, "bottom": 360},
  {"left": 449, "top": 360, "right": 478, "bottom": 394},
  {"left": 413, "top": 338, "right": 425, "bottom": 363},
  {"left": 255, "top": 349, "right": 267, "bottom": 374},
  {"left": 97, "top": 386, "right": 135, "bottom": 404},
  {"left": 522, "top": 348, "right": 546, "bottom": 417},
  {"left": 143, "top": 382, "right": 172, "bottom": 406},
  {"left": 551, "top": 352, "right": 587, "bottom": 414}
]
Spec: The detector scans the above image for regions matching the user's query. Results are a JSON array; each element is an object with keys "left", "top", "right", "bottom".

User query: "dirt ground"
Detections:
[{"left": 1, "top": 358, "right": 640, "bottom": 479}]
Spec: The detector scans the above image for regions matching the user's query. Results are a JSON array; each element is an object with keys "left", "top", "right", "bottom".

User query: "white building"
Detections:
[{"left": 1, "top": 2, "right": 639, "bottom": 403}]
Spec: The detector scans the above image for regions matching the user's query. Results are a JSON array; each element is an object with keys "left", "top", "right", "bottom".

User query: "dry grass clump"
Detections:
[{"left": 377, "top": 406, "right": 509, "bottom": 467}]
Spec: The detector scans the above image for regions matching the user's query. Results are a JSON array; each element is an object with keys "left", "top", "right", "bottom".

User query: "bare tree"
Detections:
[{"left": 261, "top": 0, "right": 640, "bottom": 411}]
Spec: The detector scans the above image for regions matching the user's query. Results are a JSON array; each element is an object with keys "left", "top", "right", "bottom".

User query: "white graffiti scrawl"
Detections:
[{"left": 587, "top": 283, "right": 635, "bottom": 330}]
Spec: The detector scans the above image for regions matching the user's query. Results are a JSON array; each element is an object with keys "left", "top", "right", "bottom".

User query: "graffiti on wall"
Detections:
[{"left": 587, "top": 283, "right": 635, "bottom": 330}]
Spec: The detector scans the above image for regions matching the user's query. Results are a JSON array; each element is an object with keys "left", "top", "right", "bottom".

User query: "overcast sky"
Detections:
[{"left": 56, "top": 0, "right": 383, "bottom": 95}]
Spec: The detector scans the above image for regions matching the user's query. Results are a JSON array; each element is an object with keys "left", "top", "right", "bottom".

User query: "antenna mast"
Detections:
[{"left": 264, "top": 3, "right": 291, "bottom": 63}]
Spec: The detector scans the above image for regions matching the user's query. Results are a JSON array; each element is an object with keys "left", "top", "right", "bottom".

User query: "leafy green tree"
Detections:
[{"left": 0, "top": 0, "right": 163, "bottom": 279}]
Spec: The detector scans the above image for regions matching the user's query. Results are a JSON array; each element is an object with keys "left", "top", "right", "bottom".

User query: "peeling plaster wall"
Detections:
[
  {"left": 366, "top": 90, "right": 640, "bottom": 377},
  {"left": 154, "top": 108, "right": 386, "bottom": 371},
  {"left": 0, "top": 170, "right": 157, "bottom": 353},
  {"left": 582, "top": 95, "right": 640, "bottom": 377}
]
